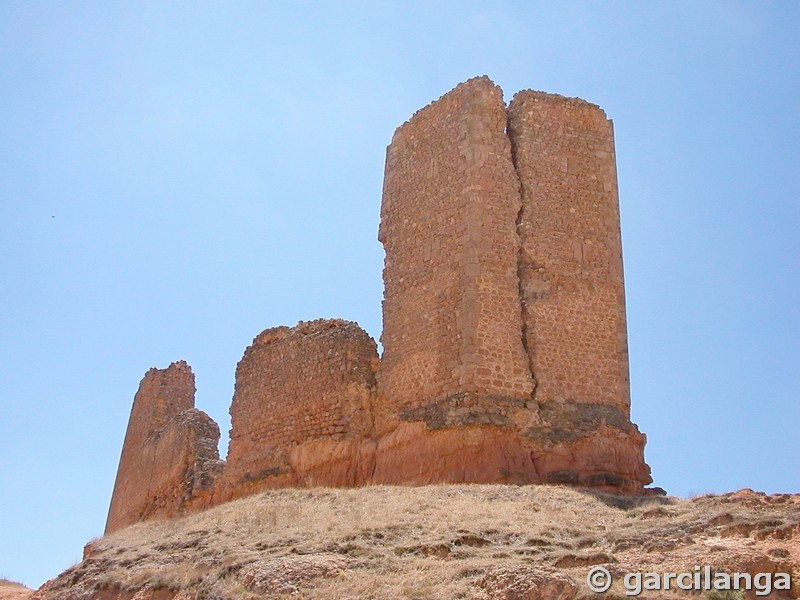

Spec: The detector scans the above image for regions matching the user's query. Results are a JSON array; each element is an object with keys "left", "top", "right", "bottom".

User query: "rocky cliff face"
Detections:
[{"left": 105, "top": 76, "right": 654, "bottom": 534}]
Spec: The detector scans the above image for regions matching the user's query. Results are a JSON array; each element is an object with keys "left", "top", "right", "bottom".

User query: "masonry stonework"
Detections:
[
  {"left": 373, "top": 77, "right": 650, "bottom": 490},
  {"left": 221, "top": 319, "right": 379, "bottom": 501},
  {"left": 106, "top": 76, "right": 654, "bottom": 533},
  {"left": 376, "top": 77, "right": 533, "bottom": 424},
  {"left": 508, "top": 90, "right": 631, "bottom": 411}
]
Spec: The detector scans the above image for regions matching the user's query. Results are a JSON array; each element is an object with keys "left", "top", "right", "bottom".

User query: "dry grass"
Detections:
[
  {"left": 0, "top": 579, "right": 33, "bottom": 600},
  {"left": 37, "top": 485, "right": 799, "bottom": 599}
]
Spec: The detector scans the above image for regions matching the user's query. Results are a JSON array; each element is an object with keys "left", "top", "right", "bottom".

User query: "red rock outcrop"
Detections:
[
  {"left": 105, "top": 361, "right": 223, "bottom": 533},
  {"left": 472, "top": 566, "right": 578, "bottom": 600}
]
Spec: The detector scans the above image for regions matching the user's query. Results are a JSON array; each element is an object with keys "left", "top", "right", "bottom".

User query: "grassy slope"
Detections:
[
  {"left": 36, "top": 485, "right": 799, "bottom": 599},
  {"left": 0, "top": 580, "right": 34, "bottom": 600}
]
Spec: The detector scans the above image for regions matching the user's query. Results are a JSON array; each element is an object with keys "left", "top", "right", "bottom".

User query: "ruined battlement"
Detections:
[
  {"left": 106, "top": 77, "right": 653, "bottom": 534},
  {"left": 105, "top": 362, "right": 223, "bottom": 533},
  {"left": 222, "top": 318, "right": 378, "bottom": 499}
]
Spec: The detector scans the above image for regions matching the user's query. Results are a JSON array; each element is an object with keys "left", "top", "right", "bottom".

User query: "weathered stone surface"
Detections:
[
  {"left": 508, "top": 90, "right": 631, "bottom": 411},
  {"left": 373, "top": 422, "right": 537, "bottom": 485},
  {"left": 506, "top": 90, "right": 652, "bottom": 490},
  {"left": 522, "top": 401, "right": 651, "bottom": 492},
  {"left": 376, "top": 76, "right": 534, "bottom": 427},
  {"left": 105, "top": 362, "right": 224, "bottom": 533},
  {"left": 373, "top": 77, "right": 650, "bottom": 491},
  {"left": 239, "top": 554, "right": 352, "bottom": 595}
]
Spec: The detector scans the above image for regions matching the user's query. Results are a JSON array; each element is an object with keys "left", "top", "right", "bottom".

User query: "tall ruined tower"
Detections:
[{"left": 375, "top": 77, "right": 651, "bottom": 490}]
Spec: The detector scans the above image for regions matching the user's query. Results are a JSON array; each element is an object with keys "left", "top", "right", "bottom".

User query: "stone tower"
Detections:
[
  {"left": 376, "top": 77, "right": 533, "bottom": 420},
  {"left": 375, "top": 77, "right": 651, "bottom": 490}
]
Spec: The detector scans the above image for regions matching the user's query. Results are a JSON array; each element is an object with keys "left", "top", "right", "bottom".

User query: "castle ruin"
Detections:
[{"left": 105, "top": 77, "right": 653, "bottom": 534}]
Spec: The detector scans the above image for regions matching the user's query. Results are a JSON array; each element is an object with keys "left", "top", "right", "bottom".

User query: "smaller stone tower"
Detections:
[{"left": 220, "top": 319, "right": 379, "bottom": 502}]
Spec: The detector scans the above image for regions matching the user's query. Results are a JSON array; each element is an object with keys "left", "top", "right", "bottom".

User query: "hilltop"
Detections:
[
  {"left": 0, "top": 581, "right": 33, "bottom": 600},
  {"left": 32, "top": 485, "right": 798, "bottom": 599}
]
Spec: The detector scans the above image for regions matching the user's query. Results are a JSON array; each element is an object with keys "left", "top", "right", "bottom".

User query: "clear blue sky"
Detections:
[{"left": 1, "top": 1, "right": 798, "bottom": 589}]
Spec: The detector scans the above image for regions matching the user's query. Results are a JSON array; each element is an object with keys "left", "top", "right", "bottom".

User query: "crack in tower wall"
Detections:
[{"left": 506, "top": 111, "right": 539, "bottom": 407}]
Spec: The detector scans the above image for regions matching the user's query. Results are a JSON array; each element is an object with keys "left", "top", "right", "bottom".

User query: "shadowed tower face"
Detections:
[{"left": 509, "top": 91, "right": 632, "bottom": 414}]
